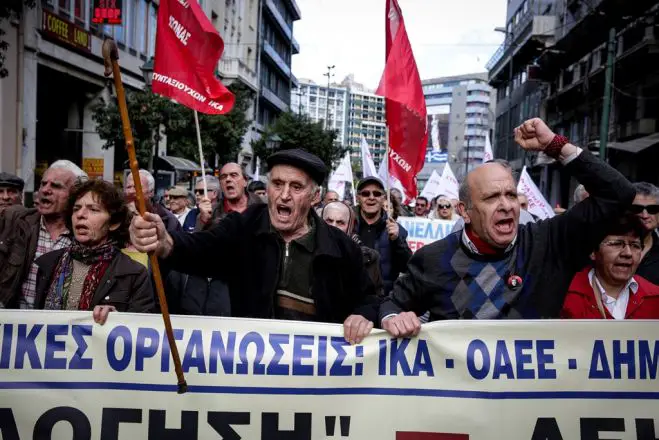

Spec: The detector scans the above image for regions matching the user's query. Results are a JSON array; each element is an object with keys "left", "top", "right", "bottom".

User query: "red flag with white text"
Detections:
[
  {"left": 152, "top": 0, "right": 234, "bottom": 114},
  {"left": 376, "top": 0, "right": 428, "bottom": 199}
]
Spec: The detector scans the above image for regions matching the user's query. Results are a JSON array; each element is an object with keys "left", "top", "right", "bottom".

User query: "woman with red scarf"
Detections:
[{"left": 34, "top": 180, "right": 154, "bottom": 323}]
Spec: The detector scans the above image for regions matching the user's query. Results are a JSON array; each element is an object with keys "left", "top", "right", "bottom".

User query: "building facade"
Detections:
[
  {"left": 291, "top": 79, "right": 348, "bottom": 146},
  {"left": 420, "top": 73, "right": 495, "bottom": 184},
  {"left": 256, "top": 0, "right": 300, "bottom": 129},
  {"left": 0, "top": 0, "right": 156, "bottom": 200},
  {"left": 535, "top": 0, "right": 659, "bottom": 206},
  {"left": 486, "top": 0, "right": 557, "bottom": 171},
  {"left": 213, "top": 0, "right": 261, "bottom": 172},
  {"left": 345, "top": 88, "right": 387, "bottom": 168}
]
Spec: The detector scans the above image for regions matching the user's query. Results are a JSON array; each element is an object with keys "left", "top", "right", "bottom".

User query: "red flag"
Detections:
[
  {"left": 152, "top": 0, "right": 235, "bottom": 114},
  {"left": 376, "top": 0, "right": 428, "bottom": 199}
]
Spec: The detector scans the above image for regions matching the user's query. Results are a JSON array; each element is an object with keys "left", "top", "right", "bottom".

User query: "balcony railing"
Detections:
[
  {"left": 263, "top": 40, "right": 291, "bottom": 77},
  {"left": 261, "top": 87, "right": 289, "bottom": 113},
  {"left": 218, "top": 59, "right": 258, "bottom": 90},
  {"left": 265, "top": 0, "right": 293, "bottom": 41}
]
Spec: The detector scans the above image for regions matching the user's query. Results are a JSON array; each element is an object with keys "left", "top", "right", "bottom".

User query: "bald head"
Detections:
[
  {"left": 219, "top": 162, "right": 247, "bottom": 201},
  {"left": 322, "top": 201, "right": 353, "bottom": 234},
  {"left": 324, "top": 190, "right": 339, "bottom": 204},
  {"left": 457, "top": 162, "right": 520, "bottom": 248}
]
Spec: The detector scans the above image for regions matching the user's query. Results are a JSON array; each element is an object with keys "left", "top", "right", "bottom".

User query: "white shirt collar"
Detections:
[
  {"left": 461, "top": 228, "right": 517, "bottom": 255},
  {"left": 174, "top": 207, "right": 191, "bottom": 224},
  {"left": 588, "top": 268, "right": 639, "bottom": 296}
]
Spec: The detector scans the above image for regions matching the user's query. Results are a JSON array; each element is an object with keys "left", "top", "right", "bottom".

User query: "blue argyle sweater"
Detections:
[{"left": 379, "top": 150, "right": 636, "bottom": 321}]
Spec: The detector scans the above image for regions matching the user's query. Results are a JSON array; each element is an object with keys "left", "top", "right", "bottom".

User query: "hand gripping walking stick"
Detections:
[{"left": 102, "top": 38, "right": 188, "bottom": 394}]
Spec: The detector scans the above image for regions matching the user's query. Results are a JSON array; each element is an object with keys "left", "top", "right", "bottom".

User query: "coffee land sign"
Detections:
[{"left": 41, "top": 10, "right": 92, "bottom": 53}]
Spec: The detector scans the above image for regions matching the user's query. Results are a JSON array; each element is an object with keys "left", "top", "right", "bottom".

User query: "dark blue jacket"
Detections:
[
  {"left": 355, "top": 209, "right": 412, "bottom": 295},
  {"left": 182, "top": 209, "right": 199, "bottom": 233}
]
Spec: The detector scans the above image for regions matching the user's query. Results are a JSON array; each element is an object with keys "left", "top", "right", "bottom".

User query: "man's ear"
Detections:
[
  {"left": 457, "top": 202, "right": 471, "bottom": 224},
  {"left": 109, "top": 222, "right": 121, "bottom": 232}
]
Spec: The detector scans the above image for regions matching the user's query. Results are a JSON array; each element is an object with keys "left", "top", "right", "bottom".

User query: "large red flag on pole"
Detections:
[
  {"left": 376, "top": 0, "right": 428, "bottom": 199},
  {"left": 152, "top": 0, "right": 235, "bottom": 114}
]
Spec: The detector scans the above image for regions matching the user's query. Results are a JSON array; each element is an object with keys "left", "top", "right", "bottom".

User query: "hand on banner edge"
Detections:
[{"left": 343, "top": 314, "right": 374, "bottom": 345}]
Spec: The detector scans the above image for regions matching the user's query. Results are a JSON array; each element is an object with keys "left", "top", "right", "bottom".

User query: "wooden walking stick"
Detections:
[{"left": 102, "top": 38, "right": 187, "bottom": 394}]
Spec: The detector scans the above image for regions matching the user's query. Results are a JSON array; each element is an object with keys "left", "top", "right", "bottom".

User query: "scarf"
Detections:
[
  {"left": 44, "top": 240, "right": 118, "bottom": 311},
  {"left": 465, "top": 226, "right": 502, "bottom": 256}
]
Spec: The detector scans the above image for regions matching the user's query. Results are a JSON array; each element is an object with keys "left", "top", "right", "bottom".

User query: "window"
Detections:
[
  {"left": 74, "top": 0, "right": 84, "bottom": 24},
  {"left": 127, "top": 0, "right": 138, "bottom": 48},
  {"left": 59, "top": 0, "right": 71, "bottom": 18},
  {"left": 148, "top": 2, "right": 157, "bottom": 57},
  {"left": 138, "top": 0, "right": 147, "bottom": 54}
]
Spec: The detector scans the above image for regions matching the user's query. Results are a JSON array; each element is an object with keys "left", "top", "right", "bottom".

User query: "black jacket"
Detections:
[
  {"left": 380, "top": 150, "right": 636, "bottom": 321},
  {"left": 34, "top": 249, "right": 155, "bottom": 312},
  {"left": 165, "top": 271, "right": 231, "bottom": 316},
  {"left": 637, "top": 230, "right": 659, "bottom": 285},
  {"left": 165, "top": 204, "right": 379, "bottom": 323}
]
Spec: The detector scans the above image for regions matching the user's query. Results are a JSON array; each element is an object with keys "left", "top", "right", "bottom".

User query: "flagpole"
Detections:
[
  {"left": 193, "top": 110, "right": 208, "bottom": 198},
  {"left": 102, "top": 38, "right": 187, "bottom": 394},
  {"left": 385, "top": 126, "right": 392, "bottom": 215}
]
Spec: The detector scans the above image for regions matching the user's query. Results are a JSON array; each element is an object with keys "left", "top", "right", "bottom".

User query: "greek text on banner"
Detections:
[{"left": 0, "top": 311, "right": 658, "bottom": 439}]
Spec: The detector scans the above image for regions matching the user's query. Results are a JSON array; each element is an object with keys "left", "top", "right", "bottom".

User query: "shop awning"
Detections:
[
  {"left": 609, "top": 133, "right": 659, "bottom": 154},
  {"left": 157, "top": 156, "right": 202, "bottom": 172}
]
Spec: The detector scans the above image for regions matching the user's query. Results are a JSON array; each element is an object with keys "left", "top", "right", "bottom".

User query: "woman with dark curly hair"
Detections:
[{"left": 34, "top": 179, "right": 155, "bottom": 323}]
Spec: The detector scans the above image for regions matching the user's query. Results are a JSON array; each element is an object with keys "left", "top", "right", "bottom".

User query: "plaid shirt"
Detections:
[{"left": 19, "top": 218, "right": 71, "bottom": 309}]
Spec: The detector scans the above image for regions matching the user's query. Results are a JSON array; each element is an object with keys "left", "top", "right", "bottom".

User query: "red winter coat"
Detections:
[{"left": 561, "top": 267, "right": 659, "bottom": 319}]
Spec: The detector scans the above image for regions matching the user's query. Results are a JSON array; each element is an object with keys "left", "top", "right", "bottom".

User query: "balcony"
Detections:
[
  {"left": 261, "top": 86, "right": 289, "bottom": 113},
  {"left": 263, "top": 40, "right": 291, "bottom": 77},
  {"left": 465, "top": 117, "right": 489, "bottom": 125},
  {"left": 265, "top": 0, "right": 293, "bottom": 42},
  {"left": 292, "top": 36, "right": 300, "bottom": 54},
  {"left": 487, "top": 15, "right": 557, "bottom": 82},
  {"left": 218, "top": 58, "right": 258, "bottom": 91},
  {"left": 466, "top": 94, "right": 491, "bottom": 105}
]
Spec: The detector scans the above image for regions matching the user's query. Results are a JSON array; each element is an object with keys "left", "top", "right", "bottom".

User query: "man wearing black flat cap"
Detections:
[
  {"left": 0, "top": 172, "right": 24, "bottom": 212},
  {"left": 130, "top": 149, "right": 379, "bottom": 344}
]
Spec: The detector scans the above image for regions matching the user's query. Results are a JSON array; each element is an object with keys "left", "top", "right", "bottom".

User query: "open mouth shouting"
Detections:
[
  {"left": 275, "top": 204, "right": 293, "bottom": 223},
  {"left": 494, "top": 218, "right": 515, "bottom": 235}
]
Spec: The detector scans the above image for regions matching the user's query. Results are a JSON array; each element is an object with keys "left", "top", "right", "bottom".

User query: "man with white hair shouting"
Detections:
[
  {"left": 131, "top": 149, "right": 379, "bottom": 344},
  {"left": 0, "top": 160, "right": 87, "bottom": 308}
]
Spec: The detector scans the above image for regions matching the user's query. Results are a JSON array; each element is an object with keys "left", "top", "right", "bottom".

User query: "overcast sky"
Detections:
[{"left": 292, "top": 0, "right": 508, "bottom": 89}]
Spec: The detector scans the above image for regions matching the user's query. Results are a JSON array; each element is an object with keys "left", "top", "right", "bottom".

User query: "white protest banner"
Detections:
[
  {"left": 518, "top": 166, "right": 555, "bottom": 220},
  {"left": 397, "top": 216, "right": 456, "bottom": 252},
  {"left": 419, "top": 169, "right": 442, "bottom": 201},
  {"left": 1, "top": 311, "right": 658, "bottom": 439},
  {"left": 360, "top": 137, "right": 378, "bottom": 178},
  {"left": 483, "top": 132, "right": 494, "bottom": 162},
  {"left": 328, "top": 151, "right": 354, "bottom": 201},
  {"left": 438, "top": 162, "right": 459, "bottom": 200},
  {"left": 378, "top": 158, "right": 407, "bottom": 203}
]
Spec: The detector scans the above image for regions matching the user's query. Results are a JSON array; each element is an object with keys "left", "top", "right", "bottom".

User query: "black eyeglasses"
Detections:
[
  {"left": 630, "top": 204, "right": 659, "bottom": 215},
  {"left": 360, "top": 190, "right": 384, "bottom": 198},
  {"left": 438, "top": 204, "right": 451, "bottom": 209},
  {"left": 602, "top": 239, "right": 643, "bottom": 252}
]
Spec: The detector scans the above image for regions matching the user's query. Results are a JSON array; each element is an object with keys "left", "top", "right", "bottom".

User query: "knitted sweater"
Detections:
[{"left": 380, "top": 150, "right": 636, "bottom": 320}]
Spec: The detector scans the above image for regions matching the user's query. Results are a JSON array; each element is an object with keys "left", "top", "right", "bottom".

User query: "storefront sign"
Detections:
[
  {"left": 41, "top": 10, "right": 92, "bottom": 53},
  {"left": 92, "top": 0, "right": 123, "bottom": 25},
  {"left": 82, "top": 158, "right": 104, "bottom": 180}
]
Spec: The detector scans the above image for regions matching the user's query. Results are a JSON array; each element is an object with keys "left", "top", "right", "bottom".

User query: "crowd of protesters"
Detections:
[{"left": 1, "top": 118, "right": 658, "bottom": 343}]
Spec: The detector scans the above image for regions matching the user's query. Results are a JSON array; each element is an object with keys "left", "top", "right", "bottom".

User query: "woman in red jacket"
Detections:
[{"left": 561, "top": 215, "right": 659, "bottom": 319}]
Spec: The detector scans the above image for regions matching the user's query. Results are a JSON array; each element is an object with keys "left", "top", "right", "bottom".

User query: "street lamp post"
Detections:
[
  {"left": 323, "top": 65, "right": 335, "bottom": 130},
  {"left": 266, "top": 134, "right": 282, "bottom": 151}
]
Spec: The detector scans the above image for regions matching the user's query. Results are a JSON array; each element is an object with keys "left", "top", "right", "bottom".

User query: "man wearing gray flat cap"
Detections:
[
  {"left": 0, "top": 172, "right": 24, "bottom": 212},
  {"left": 130, "top": 149, "right": 379, "bottom": 344}
]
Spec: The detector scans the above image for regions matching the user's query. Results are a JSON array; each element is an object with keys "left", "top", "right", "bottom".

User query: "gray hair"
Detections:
[
  {"left": 633, "top": 182, "right": 659, "bottom": 200},
  {"left": 48, "top": 160, "right": 88, "bottom": 181},
  {"left": 126, "top": 169, "right": 156, "bottom": 192},
  {"left": 573, "top": 184, "right": 588, "bottom": 204},
  {"left": 458, "top": 179, "right": 471, "bottom": 208},
  {"left": 196, "top": 175, "right": 220, "bottom": 191}
]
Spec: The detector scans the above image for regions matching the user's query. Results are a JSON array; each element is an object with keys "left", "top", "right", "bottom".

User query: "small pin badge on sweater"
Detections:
[{"left": 507, "top": 275, "right": 523, "bottom": 290}]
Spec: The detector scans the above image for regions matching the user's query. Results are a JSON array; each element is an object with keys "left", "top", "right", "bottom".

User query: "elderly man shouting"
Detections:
[
  {"left": 131, "top": 149, "right": 378, "bottom": 344},
  {"left": 380, "top": 118, "right": 636, "bottom": 336}
]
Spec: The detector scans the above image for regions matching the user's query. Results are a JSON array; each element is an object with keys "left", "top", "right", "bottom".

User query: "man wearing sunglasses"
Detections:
[
  {"left": 561, "top": 215, "right": 659, "bottom": 319},
  {"left": 631, "top": 182, "right": 659, "bottom": 285},
  {"left": 355, "top": 177, "right": 412, "bottom": 296},
  {"left": 380, "top": 118, "right": 637, "bottom": 337}
]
